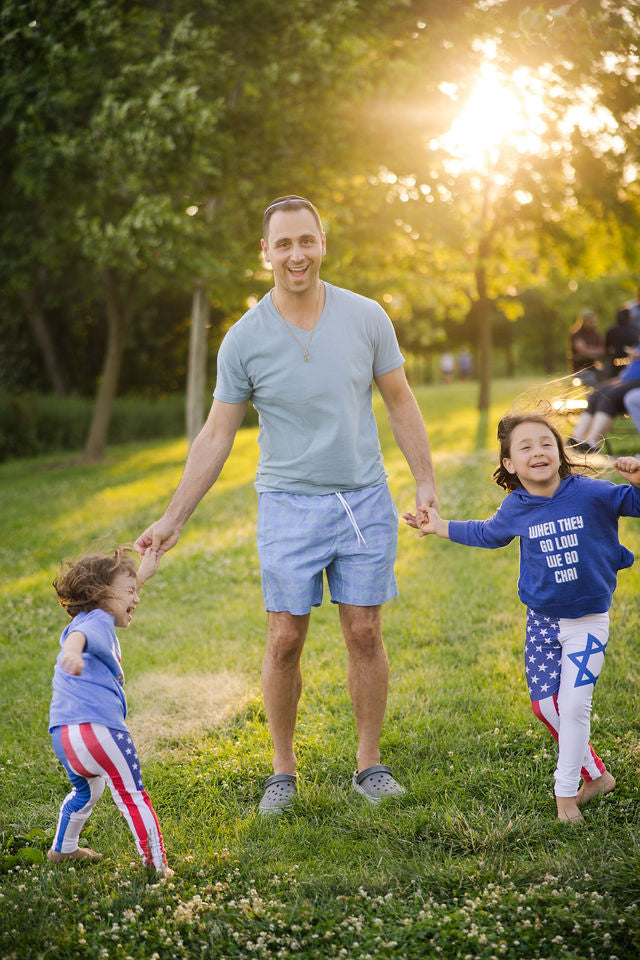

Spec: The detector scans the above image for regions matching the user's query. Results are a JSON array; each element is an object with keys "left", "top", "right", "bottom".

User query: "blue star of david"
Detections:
[{"left": 568, "top": 633, "right": 607, "bottom": 687}]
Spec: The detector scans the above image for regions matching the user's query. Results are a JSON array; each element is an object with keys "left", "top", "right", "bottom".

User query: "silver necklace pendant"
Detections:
[{"left": 304, "top": 351, "right": 310, "bottom": 362}]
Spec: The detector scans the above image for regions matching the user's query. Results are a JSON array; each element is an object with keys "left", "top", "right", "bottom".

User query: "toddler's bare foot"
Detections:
[
  {"left": 158, "top": 866, "right": 175, "bottom": 879},
  {"left": 556, "top": 796, "right": 584, "bottom": 823},
  {"left": 47, "top": 847, "right": 102, "bottom": 863},
  {"left": 576, "top": 770, "right": 616, "bottom": 805}
]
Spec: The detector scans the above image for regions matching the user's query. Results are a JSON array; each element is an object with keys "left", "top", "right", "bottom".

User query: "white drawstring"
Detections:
[{"left": 335, "top": 492, "right": 368, "bottom": 548}]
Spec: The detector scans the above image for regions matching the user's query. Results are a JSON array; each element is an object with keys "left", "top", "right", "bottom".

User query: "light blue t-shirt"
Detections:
[
  {"left": 213, "top": 282, "right": 404, "bottom": 494},
  {"left": 49, "top": 609, "right": 128, "bottom": 733}
]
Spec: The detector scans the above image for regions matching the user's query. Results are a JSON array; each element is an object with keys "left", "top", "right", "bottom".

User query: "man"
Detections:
[{"left": 135, "top": 196, "right": 438, "bottom": 813}]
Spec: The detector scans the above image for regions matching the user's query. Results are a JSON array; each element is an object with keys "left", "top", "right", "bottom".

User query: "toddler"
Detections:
[{"left": 48, "top": 546, "right": 172, "bottom": 874}]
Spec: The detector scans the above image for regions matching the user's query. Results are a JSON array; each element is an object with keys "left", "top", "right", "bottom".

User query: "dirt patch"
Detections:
[{"left": 126, "top": 670, "right": 255, "bottom": 758}]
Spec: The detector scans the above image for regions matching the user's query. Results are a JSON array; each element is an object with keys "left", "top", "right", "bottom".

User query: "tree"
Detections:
[
  {"left": 320, "top": 1, "right": 640, "bottom": 409},
  {"left": 2, "top": 0, "right": 468, "bottom": 453}
]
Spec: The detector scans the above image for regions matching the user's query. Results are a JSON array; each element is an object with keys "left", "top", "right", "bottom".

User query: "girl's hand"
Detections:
[
  {"left": 403, "top": 506, "right": 450, "bottom": 538},
  {"left": 137, "top": 546, "right": 161, "bottom": 586},
  {"left": 418, "top": 505, "right": 450, "bottom": 539},
  {"left": 402, "top": 511, "right": 429, "bottom": 537},
  {"left": 614, "top": 456, "right": 640, "bottom": 485},
  {"left": 61, "top": 631, "right": 86, "bottom": 674},
  {"left": 418, "top": 506, "right": 440, "bottom": 535},
  {"left": 61, "top": 649, "right": 85, "bottom": 675}
]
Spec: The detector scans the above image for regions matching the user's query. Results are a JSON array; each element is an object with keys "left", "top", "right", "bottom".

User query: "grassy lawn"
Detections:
[{"left": 1, "top": 377, "right": 640, "bottom": 959}]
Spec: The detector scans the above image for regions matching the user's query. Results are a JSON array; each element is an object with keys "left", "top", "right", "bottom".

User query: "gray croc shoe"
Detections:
[
  {"left": 258, "top": 773, "right": 298, "bottom": 815},
  {"left": 352, "top": 764, "right": 406, "bottom": 803}
]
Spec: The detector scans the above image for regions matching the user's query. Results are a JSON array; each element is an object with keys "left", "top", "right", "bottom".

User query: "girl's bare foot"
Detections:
[
  {"left": 158, "top": 866, "right": 175, "bottom": 879},
  {"left": 556, "top": 796, "right": 584, "bottom": 823},
  {"left": 47, "top": 847, "right": 102, "bottom": 862},
  {"left": 576, "top": 770, "right": 616, "bottom": 805}
]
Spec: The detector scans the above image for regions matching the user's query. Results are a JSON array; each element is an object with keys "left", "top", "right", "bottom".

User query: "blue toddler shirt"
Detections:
[{"left": 49, "top": 608, "right": 128, "bottom": 733}]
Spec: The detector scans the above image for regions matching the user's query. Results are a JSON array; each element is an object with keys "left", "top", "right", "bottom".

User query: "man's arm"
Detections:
[
  {"left": 134, "top": 398, "right": 248, "bottom": 556},
  {"left": 374, "top": 366, "right": 438, "bottom": 511}
]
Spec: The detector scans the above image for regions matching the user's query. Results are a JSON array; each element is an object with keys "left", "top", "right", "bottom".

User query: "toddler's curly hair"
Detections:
[{"left": 53, "top": 547, "right": 137, "bottom": 618}]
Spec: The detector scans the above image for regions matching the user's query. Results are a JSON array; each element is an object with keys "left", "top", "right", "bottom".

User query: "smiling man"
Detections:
[{"left": 135, "top": 195, "right": 438, "bottom": 813}]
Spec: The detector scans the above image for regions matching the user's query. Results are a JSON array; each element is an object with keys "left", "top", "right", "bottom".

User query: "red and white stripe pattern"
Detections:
[
  {"left": 531, "top": 694, "right": 605, "bottom": 783},
  {"left": 55, "top": 723, "right": 167, "bottom": 870}
]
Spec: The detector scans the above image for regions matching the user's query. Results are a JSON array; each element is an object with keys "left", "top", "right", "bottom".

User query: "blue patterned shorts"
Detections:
[{"left": 256, "top": 483, "right": 399, "bottom": 614}]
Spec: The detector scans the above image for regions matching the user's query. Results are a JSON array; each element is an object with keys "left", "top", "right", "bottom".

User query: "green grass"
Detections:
[{"left": 2, "top": 377, "right": 640, "bottom": 959}]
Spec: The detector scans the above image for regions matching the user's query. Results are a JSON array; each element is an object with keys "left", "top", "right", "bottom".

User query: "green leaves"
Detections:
[{"left": 0, "top": 829, "right": 48, "bottom": 871}]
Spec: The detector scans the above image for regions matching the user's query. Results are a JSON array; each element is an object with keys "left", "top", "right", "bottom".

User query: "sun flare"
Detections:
[{"left": 435, "top": 63, "right": 547, "bottom": 173}]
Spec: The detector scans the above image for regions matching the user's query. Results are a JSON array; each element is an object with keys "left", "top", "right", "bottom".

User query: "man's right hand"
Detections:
[{"left": 134, "top": 516, "right": 182, "bottom": 558}]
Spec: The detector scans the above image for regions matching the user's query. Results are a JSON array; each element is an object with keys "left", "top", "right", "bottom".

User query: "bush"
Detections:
[{"left": 0, "top": 393, "right": 186, "bottom": 461}]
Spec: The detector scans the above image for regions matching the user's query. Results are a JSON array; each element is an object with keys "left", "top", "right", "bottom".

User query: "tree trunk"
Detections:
[
  {"left": 82, "top": 269, "right": 128, "bottom": 461},
  {"left": 474, "top": 238, "right": 493, "bottom": 410},
  {"left": 543, "top": 307, "right": 556, "bottom": 373},
  {"left": 474, "top": 181, "right": 494, "bottom": 411},
  {"left": 186, "top": 280, "right": 211, "bottom": 445},
  {"left": 505, "top": 325, "right": 515, "bottom": 378},
  {"left": 185, "top": 196, "right": 220, "bottom": 444},
  {"left": 476, "top": 294, "right": 492, "bottom": 410},
  {"left": 19, "top": 284, "right": 68, "bottom": 396}
]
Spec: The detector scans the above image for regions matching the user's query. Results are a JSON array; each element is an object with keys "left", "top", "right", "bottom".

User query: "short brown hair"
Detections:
[
  {"left": 53, "top": 547, "right": 138, "bottom": 618},
  {"left": 492, "top": 414, "right": 578, "bottom": 491},
  {"left": 262, "top": 195, "right": 323, "bottom": 241}
]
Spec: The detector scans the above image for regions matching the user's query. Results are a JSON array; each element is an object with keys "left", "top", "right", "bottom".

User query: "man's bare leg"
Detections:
[
  {"left": 261, "top": 611, "right": 309, "bottom": 774},
  {"left": 339, "top": 603, "right": 388, "bottom": 772}
]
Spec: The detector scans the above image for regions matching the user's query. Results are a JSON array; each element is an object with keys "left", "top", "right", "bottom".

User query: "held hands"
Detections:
[
  {"left": 614, "top": 456, "right": 640, "bottom": 485},
  {"left": 403, "top": 482, "right": 440, "bottom": 536},
  {"left": 137, "top": 546, "right": 161, "bottom": 586},
  {"left": 134, "top": 516, "right": 182, "bottom": 559},
  {"left": 402, "top": 505, "right": 448, "bottom": 538}
]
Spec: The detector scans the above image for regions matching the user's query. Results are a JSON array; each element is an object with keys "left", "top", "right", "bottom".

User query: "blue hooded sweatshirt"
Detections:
[{"left": 449, "top": 474, "right": 640, "bottom": 618}]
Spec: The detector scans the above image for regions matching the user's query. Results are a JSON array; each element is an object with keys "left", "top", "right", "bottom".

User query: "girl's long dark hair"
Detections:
[{"left": 492, "top": 414, "right": 578, "bottom": 491}]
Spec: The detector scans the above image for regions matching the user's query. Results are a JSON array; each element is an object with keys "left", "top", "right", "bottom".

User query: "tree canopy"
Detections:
[{"left": 2, "top": 0, "right": 640, "bottom": 442}]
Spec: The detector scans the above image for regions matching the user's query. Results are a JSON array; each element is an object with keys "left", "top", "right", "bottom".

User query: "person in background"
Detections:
[
  {"left": 604, "top": 306, "right": 639, "bottom": 379},
  {"left": 623, "top": 387, "right": 640, "bottom": 437},
  {"left": 568, "top": 310, "right": 603, "bottom": 388},
  {"left": 627, "top": 283, "right": 640, "bottom": 332},
  {"left": 570, "top": 347, "right": 640, "bottom": 452},
  {"left": 440, "top": 351, "right": 455, "bottom": 383},
  {"left": 457, "top": 347, "right": 473, "bottom": 380}
]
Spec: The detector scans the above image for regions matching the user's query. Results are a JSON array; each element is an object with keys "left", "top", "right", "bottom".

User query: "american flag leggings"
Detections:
[
  {"left": 50, "top": 723, "right": 168, "bottom": 870},
  {"left": 525, "top": 609, "right": 609, "bottom": 797}
]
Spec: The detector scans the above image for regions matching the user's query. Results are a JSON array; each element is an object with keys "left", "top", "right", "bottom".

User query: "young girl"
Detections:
[
  {"left": 48, "top": 546, "right": 172, "bottom": 875},
  {"left": 405, "top": 414, "right": 640, "bottom": 822}
]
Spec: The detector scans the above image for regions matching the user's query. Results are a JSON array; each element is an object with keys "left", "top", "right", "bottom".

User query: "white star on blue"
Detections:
[{"left": 525, "top": 609, "right": 561, "bottom": 701}]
